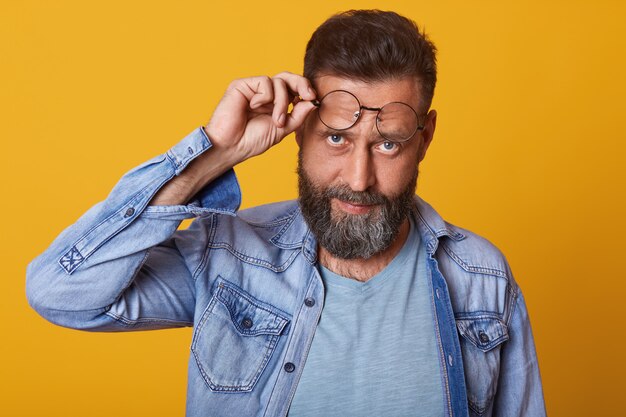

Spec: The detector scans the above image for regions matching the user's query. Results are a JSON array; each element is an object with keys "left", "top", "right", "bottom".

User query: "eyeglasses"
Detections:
[{"left": 312, "top": 90, "right": 426, "bottom": 143}]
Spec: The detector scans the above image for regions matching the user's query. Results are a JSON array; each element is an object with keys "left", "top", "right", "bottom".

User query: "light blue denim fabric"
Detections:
[{"left": 26, "top": 127, "right": 547, "bottom": 417}]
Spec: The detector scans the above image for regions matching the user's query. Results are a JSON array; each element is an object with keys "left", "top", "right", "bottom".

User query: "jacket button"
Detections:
[
  {"left": 284, "top": 362, "right": 296, "bottom": 373},
  {"left": 241, "top": 318, "right": 253, "bottom": 329},
  {"left": 124, "top": 207, "right": 135, "bottom": 217},
  {"left": 304, "top": 298, "right": 315, "bottom": 307},
  {"left": 479, "top": 331, "right": 490, "bottom": 344}
]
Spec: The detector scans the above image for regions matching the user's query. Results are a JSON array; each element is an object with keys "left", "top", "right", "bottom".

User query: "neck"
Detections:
[{"left": 318, "top": 218, "right": 410, "bottom": 282}]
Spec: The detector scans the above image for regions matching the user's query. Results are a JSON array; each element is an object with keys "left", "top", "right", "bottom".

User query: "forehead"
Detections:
[{"left": 313, "top": 75, "right": 421, "bottom": 109}]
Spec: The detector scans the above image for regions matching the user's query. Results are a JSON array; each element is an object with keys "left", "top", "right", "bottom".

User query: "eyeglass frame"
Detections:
[{"left": 311, "top": 89, "right": 428, "bottom": 143}]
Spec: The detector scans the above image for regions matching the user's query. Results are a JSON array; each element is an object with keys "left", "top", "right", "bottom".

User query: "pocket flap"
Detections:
[
  {"left": 456, "top": 315, "right": 509, "bottom": 352},
  {"left": 215, "top": 280, "right": 289, "bottom": 336}
]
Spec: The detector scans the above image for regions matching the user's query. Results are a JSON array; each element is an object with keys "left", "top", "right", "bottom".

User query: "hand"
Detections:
[{"left": 204, "top": 72, "right": 317, "bottom": 164}]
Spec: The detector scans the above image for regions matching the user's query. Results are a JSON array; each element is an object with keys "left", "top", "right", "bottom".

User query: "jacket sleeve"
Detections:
[
  {"left": 491, "top": 288, "right": 547, "bottom": 416},
  {"left": 25, "top": 127, "right": 241, "bottom": 331}
]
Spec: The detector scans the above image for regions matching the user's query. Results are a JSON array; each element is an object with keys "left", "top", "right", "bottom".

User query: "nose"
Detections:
[{"left": 342, "top": 146, "right": 376, "bottom": 192}]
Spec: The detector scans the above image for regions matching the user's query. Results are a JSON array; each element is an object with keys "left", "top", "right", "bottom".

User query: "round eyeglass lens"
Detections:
[
  {"left": 317, "top": 90, "right": 361, "bottom": 130},
  {"left": 377, "top": 102, "right": 419, "bottom": 142}
]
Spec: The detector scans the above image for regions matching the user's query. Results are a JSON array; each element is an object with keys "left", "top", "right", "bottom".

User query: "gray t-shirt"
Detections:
[{"left": 288, "top": 218, "right": 446, "bottom": 417}]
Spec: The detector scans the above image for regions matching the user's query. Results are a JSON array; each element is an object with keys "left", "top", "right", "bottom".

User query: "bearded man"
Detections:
[{"left": 26, "top": 9, "right": 546, "bottom": 417}]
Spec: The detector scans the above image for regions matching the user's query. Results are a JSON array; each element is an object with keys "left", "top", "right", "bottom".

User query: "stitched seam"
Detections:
[
  {"left": 427, "top": 260, "right": 453, "bottom": 417},
  {"left": 441, "top": 244, "right": 508, "bottom": 280},
  {"left": 458, "top": 333, "right": 508, "bottom": 352},
  {"left": 455, "top": 315, "right": 509, "bottom": 350},
  {"left": 503, "top": 280, "right": 519, "bottom": 326},
  {"left": 190, "top": 296, "right": 238, "bottom": 391},
  {"left": 242, "top": 203, "right": 298, "bottom": 228},
  {"left": 104, "top": 311, "right": 192, "bottom": 326},
  {"left": 217, "top": 282, "right": 289, "bottom": 334},
  {"left": 207, "top": 242, "right": 299, "bottom": 272},
  {"left": 245, "top": 215, "right": 293, "bottom": 228},
  {"left": 270, "top": 208, "right": 299, "bottom": 245},
  {"left": 192, "top": 336, "right": 278, "bottom": 392},
  {"left": 414, "top": 207, "right": 439, "bottom": 250},
  {"left": 436, "top": 229, "right": 464, "bottom": 241},
  {"left": 71, "top": 190, "right": 146, "bottom": 249},
  {"left": 413, "top": 204, "right": 463, "bottom": 241},
  {"left": 217, "top": 279, "right": 291, "bottom": 319},
  {"left": 275, "top": 267, "right": 324, "bottom": 417},
  {"left": 190, "top": 295, "right": 218, "bottom": 352},
  {"left": 504, "top": 286, "right": 519, "bottom": 327},
  {"left": 165, "top": 151, "right": 179, "bottom": 170},
  {"left": 61, "top": 178, "right": 170, "bottom": 274},
  {"left": 468, "top": 399, "right": 485, "bottom": 415},
  {"left": 69, "top": 152, "right": 171, "bottom": 260},
  {"left": 190, "top": 284, "right": 285, "bottom": 392},
  {"left": 192, "top": 214, "right": 217, "bottom": 281},
  {"left": 454, "top": 311, "right": 503, "bottom": 320}
]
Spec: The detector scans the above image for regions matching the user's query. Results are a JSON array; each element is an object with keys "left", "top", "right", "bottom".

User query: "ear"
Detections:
[{"left": 418, "top": 109, "right": 437, "bottom": 162}]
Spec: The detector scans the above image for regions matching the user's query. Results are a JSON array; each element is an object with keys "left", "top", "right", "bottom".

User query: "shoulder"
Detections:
[
  {"left": 236, "top": 200, "right": 300, "bottom": 226},
  {"left": 413, "top": 195, "right": 513, "bottom": 283},
  {"left": 438, "top": 223, "right": 513, "bottom": 283},
  {"left": 197, "top": 200, "right": 299, "bottom": 229},
  {"left": 194, "top": 200, "right": 305, "bottom": 273},
  {"left": 208, "top": 199, "right": 305, "bottom": 248},
  {"left": 204, "top": 199, "right": 301, "bottom": 240},
  {"left": 413, "top": 195, "right": 519, "bottom": 316}
]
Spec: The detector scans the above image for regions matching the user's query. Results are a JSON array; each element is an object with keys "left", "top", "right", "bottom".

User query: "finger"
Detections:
[
  {"left": 271, "top": 77, "right": 289, "bottom": 127},
  {"left": 235, "top": 76, "right": 274, "bottom": 109},
  {"left": 247, "top": 103, "right": 274, "bottom": 119},
  {"left": 280, "top": 100, "right": 316, "bottom": 136},
  {"left": 272, "top": 71, "right": 317, "bottom": 102}
]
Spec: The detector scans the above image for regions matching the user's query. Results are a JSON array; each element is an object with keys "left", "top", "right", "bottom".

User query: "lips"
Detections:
[{"left": 333, "top": 198, "right": 378, "bottom": 215}]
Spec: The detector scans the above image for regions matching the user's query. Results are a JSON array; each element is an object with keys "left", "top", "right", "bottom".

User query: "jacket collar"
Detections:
[
  {"left": 270, "top": 195, "right": 465, "bottom": 263},
  {"left": 268, "top": 204, "right": 317, "bottom": 263},
  {"left": 411, "top": 195, "right": 465, "bottom": 255}
]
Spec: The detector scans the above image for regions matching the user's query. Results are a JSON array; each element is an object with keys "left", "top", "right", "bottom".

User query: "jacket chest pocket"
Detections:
[
  {"left": 456, "top": 315, "right": 509, "bottom": 416},
  {"left": 191, "top": 279, "right": 290, "bottom": 392}
]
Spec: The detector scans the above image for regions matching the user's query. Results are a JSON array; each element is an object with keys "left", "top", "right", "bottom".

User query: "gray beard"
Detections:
[{"left": 297, "top": 157, "right": 418, "bottom": 260}]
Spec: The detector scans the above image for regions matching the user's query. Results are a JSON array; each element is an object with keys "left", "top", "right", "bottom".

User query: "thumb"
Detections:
[{"left": 279, "top": 101, "right": 316, "bottom": 137}]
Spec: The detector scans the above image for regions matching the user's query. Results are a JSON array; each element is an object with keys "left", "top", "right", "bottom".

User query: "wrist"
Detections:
[
  {"left": 202, "top": 125, "right": 249, "bottom": 167},
  {"left": 149, "top": 145, "right": 238, "bottom": 207}
]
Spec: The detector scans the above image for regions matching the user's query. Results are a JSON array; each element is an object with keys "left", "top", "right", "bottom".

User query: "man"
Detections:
[{"left": 26, "top": 9, "right": 546, "bottom": 417}]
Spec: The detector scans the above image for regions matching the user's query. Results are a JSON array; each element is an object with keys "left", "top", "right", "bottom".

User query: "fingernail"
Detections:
[
  {"left": 278, "top": 113, "right": 286, "bottom": 126},
  {"left": 308, "top": 87, "right": 315, "bottom": 98}
]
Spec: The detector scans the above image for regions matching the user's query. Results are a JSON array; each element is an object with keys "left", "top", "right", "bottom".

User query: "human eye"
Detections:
[
  {"left": 326, "top": 133, "right": 346, "bottom": 146},
  {"left": 375, "top": 140, "right": 400, "bottom": 154}
]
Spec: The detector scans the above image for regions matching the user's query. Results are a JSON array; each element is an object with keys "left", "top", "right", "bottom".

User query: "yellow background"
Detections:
[{"left": 2, "top": 1, "right": 625, "bottom": 415}]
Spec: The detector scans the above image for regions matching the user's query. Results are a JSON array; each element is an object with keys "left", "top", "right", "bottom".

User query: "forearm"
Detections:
[
  {"left": 150, "top": 127, "right": 239, "bottom": 206},
  {"left": 26, "top": 127, "right": 241, "bottom": 330}
]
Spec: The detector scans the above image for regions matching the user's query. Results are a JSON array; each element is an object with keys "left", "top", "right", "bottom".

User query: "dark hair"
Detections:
[{"left": 304, "top": 9, "right": 437, "bottom": 111}]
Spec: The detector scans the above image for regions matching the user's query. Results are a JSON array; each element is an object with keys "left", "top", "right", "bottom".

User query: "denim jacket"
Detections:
[{"left": 26, "top": 127, "right": 546, "bottom": 417}]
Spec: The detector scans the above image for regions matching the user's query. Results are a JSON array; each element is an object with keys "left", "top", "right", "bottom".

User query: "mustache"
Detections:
[{"left": 324, "top": 184, "right": 388, "bottom": 205}]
